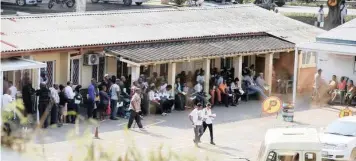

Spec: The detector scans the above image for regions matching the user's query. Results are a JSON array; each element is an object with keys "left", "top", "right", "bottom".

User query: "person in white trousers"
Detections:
[{"left": 200, "top": 103, "right": 216, "bottom": 145}]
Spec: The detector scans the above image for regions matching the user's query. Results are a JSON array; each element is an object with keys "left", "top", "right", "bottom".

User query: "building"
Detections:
[
  {"left": 1, "top": 5, "right": 324, "bottom": 96},
  {"left": 295, "top": 18, "right": 356, "bottom": 103}
]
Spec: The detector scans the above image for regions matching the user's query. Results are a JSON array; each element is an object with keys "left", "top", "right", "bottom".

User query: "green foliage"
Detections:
[{"left": 174, "top": 0, "right": 186, "bottom": 6}]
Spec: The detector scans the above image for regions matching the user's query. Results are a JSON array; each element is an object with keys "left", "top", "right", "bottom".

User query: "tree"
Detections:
[{"left": 325, "top": 0, "right": 342, "bottom": 30}]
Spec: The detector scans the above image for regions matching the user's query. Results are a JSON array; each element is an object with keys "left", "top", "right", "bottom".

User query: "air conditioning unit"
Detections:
[{"left": 84, "top": 54, "right": 99, "bottom": 65}]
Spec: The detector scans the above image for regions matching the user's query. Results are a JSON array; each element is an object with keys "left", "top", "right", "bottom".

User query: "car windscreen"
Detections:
[{"left": 325, "top": 120, "right": 356, "bottom": 136}]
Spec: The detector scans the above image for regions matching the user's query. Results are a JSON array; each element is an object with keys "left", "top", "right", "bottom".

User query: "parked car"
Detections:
[
  {"left": 320, "top": 116, "right": 356, "bottom": 161},
  {"left": 1, "top": 0, "right": 38, "bottom": 6},
  {"left": 91, "top": 0, "right": 147, "bottom": 6}
]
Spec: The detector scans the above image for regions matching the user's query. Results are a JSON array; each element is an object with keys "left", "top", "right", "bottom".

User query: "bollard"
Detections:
[{"left": 282, "top": 103, "right": 294, "bottom": 122}]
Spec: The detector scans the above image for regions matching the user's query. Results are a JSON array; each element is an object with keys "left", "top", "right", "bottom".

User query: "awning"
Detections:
[
  {"left": 297, "top": 42, "right": 356, "bottom": 55},
  {"left": 1, "top": 58, "right": 47, "bottom": 72},
  {"left": 106, "top": 34, "right": 294, "bottom": 64}
]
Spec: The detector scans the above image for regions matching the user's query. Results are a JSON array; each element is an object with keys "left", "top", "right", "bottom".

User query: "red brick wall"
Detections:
[{"left": 297, "top": 67, "right": 316, "bottom": 93}]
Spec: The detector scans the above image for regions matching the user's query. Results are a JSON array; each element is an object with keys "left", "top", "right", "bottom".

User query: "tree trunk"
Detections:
[{"left": 326, "top": 0, "right": 341, "bottom": 30}]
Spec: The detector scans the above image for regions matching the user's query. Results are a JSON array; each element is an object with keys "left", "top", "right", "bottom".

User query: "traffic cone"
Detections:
[{"left": 94, "top": 126, "right": 100, "bottom": 139}]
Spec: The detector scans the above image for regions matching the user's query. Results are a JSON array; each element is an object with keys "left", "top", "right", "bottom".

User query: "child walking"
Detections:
[{"left": 200, "top": 103, "right": 216, "bottom": 145}]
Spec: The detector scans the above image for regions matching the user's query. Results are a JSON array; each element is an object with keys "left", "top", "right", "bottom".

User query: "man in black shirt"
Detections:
[{"left": 36, "top": 83, "right": 51, "bottom": 128}]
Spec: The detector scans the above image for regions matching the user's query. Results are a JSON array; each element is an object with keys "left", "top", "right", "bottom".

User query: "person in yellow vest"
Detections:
[{"left": 339, "top": 107, "right": 353, "bottom": 118}]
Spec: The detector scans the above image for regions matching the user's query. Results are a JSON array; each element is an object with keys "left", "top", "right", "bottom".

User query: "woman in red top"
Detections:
[{"left": 331, "top": 77, "right": 347, "bottom": 102}]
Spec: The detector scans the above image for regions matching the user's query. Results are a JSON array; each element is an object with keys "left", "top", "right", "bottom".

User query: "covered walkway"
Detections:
[{"left": 106, "top": 33, "right": 295, "bottom": 95}]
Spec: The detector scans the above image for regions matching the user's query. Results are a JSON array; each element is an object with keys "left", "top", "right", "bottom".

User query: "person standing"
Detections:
[
  {"left": 189, "top": 103, "right": 204, "bottom": 147},
  {"left": 49, "top": 84, "right": 60, "bottom": 126},
  {"left": 98, "top": 85, "right": 109, "bottom": 120},
  {"left": 317, "top": 5, "right": 324, "bottom": 27},
  {"left": 127, "top": 88, "right": 144, "bottom": 129},
  {"left": 313, "top": 69, "right": 323, "bottom": 101},
  {"left": 36, "top": 83, "right": 51, "bottom": 128},
  {"left": 109, "top": 77, "right": 120, "bottom": 120},
  {"left": 340, "top": 1, "right": 347, "bottom": 24},
  {"left": 22, "top": 74, "right": 35, "bottom": 118},
  {"left": 58, "top": 85, "right": 68, "bottom": 125},
  {"left": 200, "top": 103, "right": 216, "bottom": 145},
  {"left": 88, "top": 80, "right": 96, "bottom": 119},
  {"left": 8, "top": 81, "right": 17, "bottom": 100},
  {"left": 64, "top": 81, "right": 75, "bottom": 123}
]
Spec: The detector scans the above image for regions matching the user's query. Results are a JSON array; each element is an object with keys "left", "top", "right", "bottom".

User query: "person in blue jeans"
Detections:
[
  {"left": 87, "top": 80, "right": 96, "bottom": 119},
  {"left": 109, "top": 76, "right": 121, "bottom": 120}
]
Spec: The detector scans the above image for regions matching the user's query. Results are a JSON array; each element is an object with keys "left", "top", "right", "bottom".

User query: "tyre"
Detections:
[
  {"left": 65, "top": 0, "right": 75, "bottom": 8},
  {"left": 135, "top": 2, "right": 142, "bottom": 5},
  {"left": 91, "top": 0, "right": 99, "bottom": 3},
  {"left": 48, "top": 0, "right": 55, "bottom": 9},
  {"left": 275, "top": 1, "right": 285, "bottom": 7},
  {"left": 16, "top": 0, "right": 26, "bottom": 6},
  {"left": 123, "top": 0, "right": 132, "bottom": 6}
]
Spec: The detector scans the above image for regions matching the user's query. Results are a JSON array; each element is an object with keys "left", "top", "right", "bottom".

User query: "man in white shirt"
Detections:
[
  {"left": 8, "top": 81, "right": 17, "bottom": 100},
  {"left": 194, "top": 82, "right": 203, "bottom": 93},
  {"left": 313, "top": 69, "right": 323, "bottom": 101},
  {"left": 200, "top": 103, "right": 216, "bottom": 145},
  {"left": 161, "top": 85, "right": 174, "bottom": 114},
  {"left": 127, "top": 88, "right": 143, "bottom": 129},
  {"left": 64, "top": 81, "right": 74, "bottom": 100},
  {"left": 2, "top": 89, "right": 14, "bottom": 112},
  {"left": 189, "top": 103, "right": 204, "bottom": 146}
]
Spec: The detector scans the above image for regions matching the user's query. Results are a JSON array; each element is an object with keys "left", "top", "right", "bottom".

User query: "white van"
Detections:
[
  {"left": 257, "top": 128, "right": 322, "bottom": 161},
  {"left": 1, "top": 0, "right": 37, "bottom": 6}
]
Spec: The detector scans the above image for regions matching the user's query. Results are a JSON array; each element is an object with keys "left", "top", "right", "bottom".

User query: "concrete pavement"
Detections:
[{"left": 13, "top": 96, "right": 344, "bottom": 161}]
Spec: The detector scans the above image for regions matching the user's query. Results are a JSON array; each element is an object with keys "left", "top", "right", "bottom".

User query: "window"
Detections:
[
  {"left": 160, "top": 64, "right": 168, "bottom": 76},
  {"left": 221, "top": 58, "right": 233, "bottom": 69},
  {"left": 210, "top": 59, "right": 215, "bottom": 69},
  {"left": 117, "top": 60, "right": 128, "bottom": 78},
  {"left": 265, "top": 151, "right": 300, "bottom": 161},
  {"left": 304, "top": 152, "right": 316, "bottom": 161},
  {"left": 40, "top": 60, "right": 55, "bottom": 86},
  {"left": 301, "top": 51, "right": 317, "bottom": 68},
  {"left": 70, "top": 59, "right": 80, "bottom": 85}
]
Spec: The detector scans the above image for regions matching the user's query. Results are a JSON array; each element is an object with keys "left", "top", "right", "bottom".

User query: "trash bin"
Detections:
[{"left": 282, "top": 103, "right": 294, "bottom": 122}]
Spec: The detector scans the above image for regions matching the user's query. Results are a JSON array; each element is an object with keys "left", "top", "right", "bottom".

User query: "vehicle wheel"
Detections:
[
  {"left": 48, "top": 0, "right": 55, "bottom": 8},
  {"left": 135, "top": 2, "right": 142, "bottom": 5},
  {"left": 123, "top": 0, "right": 132, "bottom": 6},
  {"left": 351, "top": 149, "right": 356, "bottom": 160},
  {"left": 66, "top": 0, "right": 75, "bottom": 8},
  {"left": 16, "top": 0, "right": 26, "bottom": 6},
  {"left": 275, "top": 2, "right": 285, "bottom": 7},
  {"left": 91, "top": 0, "right": 99, "bottom": 3}
]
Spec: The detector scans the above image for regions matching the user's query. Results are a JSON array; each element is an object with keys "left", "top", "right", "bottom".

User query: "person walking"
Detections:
[
  {"left": 58, "top": 85, "right": 68, "bottom": 125},
  {"left": 340, "top": 0, "right": 347, "bottom": 24},
  {"left": 36, "top": 83, "right": 51, "bottom": 128},
  {"left": 316, "top": 5, "right": 324, "bottom": 27},
  {"left": 189, "top": 103, "right": 204, "bottom": 147},
  {"left": 200, "top": 103, "right": 216, "bottom": 145},
  {"left": 127, "top": 88, "right": 144, "bottom": 130}
]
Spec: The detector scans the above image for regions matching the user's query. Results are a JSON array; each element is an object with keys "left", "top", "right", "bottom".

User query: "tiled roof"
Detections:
[
  {"left": 1, "top": 5, "right": 324, "bottom": 53},
  {"left": 106, "top": 33, "right": 294, "bottom": 63}
]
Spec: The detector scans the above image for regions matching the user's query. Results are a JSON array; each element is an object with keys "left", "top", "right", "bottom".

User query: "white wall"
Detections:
[{"left": 317, "top": 53, "right": 356, "bottom": 82}]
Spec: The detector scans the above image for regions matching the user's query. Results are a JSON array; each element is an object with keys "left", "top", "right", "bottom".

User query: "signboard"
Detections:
[
  {"left": 339, "top": 108, "right": 353, "bottom": 118},
  {"left": 262, "top": 96, "right": 282, "bottom": 114}
]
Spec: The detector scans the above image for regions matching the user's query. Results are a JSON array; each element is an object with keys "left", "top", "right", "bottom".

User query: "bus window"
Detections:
[{"left": 304, "top": 152, "right": 316, "bottom": 161}]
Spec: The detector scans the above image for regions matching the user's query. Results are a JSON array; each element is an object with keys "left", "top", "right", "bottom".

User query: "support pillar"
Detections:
[
  {"left": 233, "top": 56, "right": 243, "bottom": 88},
  {"left": 292, "top": 48, "right": 299, "bottom": 105},
  {"left": 167, "top": 63, "right": 176, "bottom": 95},
  {"left": 203, "top": 58, "right": 211, "bottom": 94},
  {"left": 131, "top": 66, "right": 140, "bottom": 85},
  {"left": 264, "top": 53, "right": 273, "bottom": 96}
]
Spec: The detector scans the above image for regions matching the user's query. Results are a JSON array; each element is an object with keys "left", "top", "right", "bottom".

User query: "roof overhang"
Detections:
[
  {"left": 1, "top": 58, "right": 47, "bottom": 72},
  {"left": 296, "top": 42, "right": 356, "bottom": 56}
]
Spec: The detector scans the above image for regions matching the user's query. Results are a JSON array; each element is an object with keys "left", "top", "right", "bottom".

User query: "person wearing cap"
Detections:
[
  {"left": 200, "top": 103, "right": 216, "bottom": 145},
  {"left": 189, "top": 103, "right": 204, "bottom": 146}
]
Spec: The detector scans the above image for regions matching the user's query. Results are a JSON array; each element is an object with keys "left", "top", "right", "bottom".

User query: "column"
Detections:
[
  {"left": 292, "top": 48, "right": 299, "bottom": 105},
  {"left": 203, "top": 58, "right": 210, "bottom": 94},
  {"left": 131, "top": 66, "right": 140, "bottom": 85},
  {"left": 233, "top": 56, "right": 243, "bottom": 88},
  {"left": 167, "top": 63, "right": 176, "bottom": 95},
  {"left": 264, "top": 53, "right": 273, "bottom": 96}
]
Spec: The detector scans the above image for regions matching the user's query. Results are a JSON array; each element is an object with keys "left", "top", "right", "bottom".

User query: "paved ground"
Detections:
[{"left": 5, "top": 94, "right": 353, "bottom": 161}]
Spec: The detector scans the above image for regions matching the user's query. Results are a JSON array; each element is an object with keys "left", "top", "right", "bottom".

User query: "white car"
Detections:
[
  {"left": 1, "top": 0, "right": 38, "bottom": 6},
  {"left": 320, "top": 116, "right": 356, "bottom": 161},
  {"left": 91, "top": 0, "right": 147, "bottom": 6}
]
